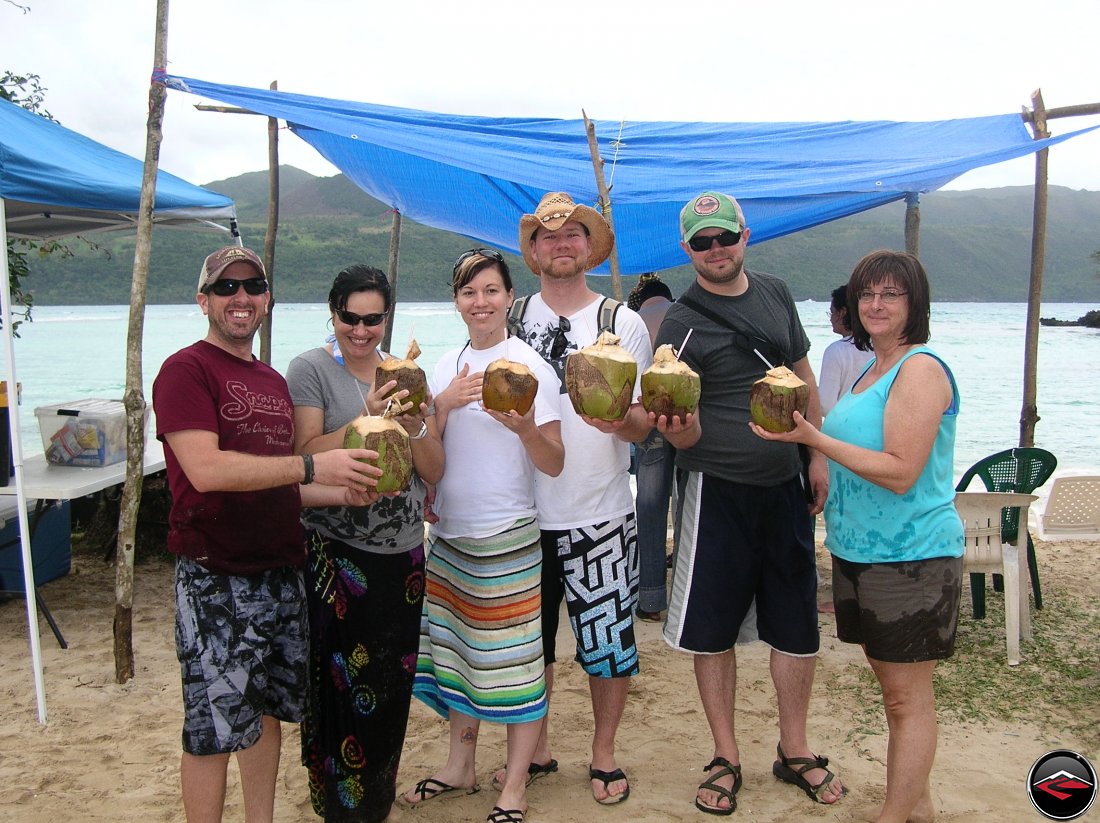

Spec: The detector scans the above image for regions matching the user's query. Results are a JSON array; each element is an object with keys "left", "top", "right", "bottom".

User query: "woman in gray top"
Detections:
[{"left": 287, "top": 265, "right": 443, "bottom": 823}]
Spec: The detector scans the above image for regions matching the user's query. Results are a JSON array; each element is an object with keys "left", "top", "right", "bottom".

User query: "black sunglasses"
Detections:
[
  {"left": 206, "top": 277, "right": 269, "bottom": 297},
  {"left": 453, "top": 248, "right": 505, "bottom": 278},
  {"left": 687, "top": 230, "right": 742, "bottom": 252},
  {"left": 335, "top": 308, "right": 389, "bottom": 327},
  {"left": 550, "top": 316, "right": 571, "bottom": 359}
]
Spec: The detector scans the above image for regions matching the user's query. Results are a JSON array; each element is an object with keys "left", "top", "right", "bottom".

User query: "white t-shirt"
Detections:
[
  {"left": 429, "top": 337, "right": 561, "bottom": 540},
  {"left": 819, "top": 336, "right": 874, "bottom": 416},
  {"left": 514, "top": 293, "right": 653, "bottom": 530}
]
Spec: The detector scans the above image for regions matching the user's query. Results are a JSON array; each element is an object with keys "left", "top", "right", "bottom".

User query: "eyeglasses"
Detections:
[
  {"left": 205, "top": 277, "right": 269, "bottom": 297},
  {"left": 857, "top": 289, "right": 908, "bottom": 304},
  {"left": 335, "top": 308, "right": 389, "bottom": 327},
  {"left": 550, "top": 316, "right": 571, "bottom": 359},
  {"left": 687, "top": 230, "right": 742, "bottom": 253},
  {"left": 453, "top": 248, "right": 504, "bottom": 277}
]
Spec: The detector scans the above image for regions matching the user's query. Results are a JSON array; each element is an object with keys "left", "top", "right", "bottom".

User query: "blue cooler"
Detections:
[{"left": 0, "top": 499, "right": 72, "bottom": 591}]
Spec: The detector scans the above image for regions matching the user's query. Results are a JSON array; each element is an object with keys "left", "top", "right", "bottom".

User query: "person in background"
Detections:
[
  {"left": 653, "top": 193, "right": 844, "bottom": 815},
  {"left": 818, "top": 284, "right": 874, "bottom": 417},
  {"left": 153, "top": 246, "right": 383, "bottom": 823},
  {"left": 626, "top": 273, "right": 677, "bottom": 621},
  {"left": 752, "top": 250, "right": 962, "bottom": 823},
  {"left": 507, "top": 192, "right": 653, "bottom": 806},
  {"left": 405, "top": 249, "right": 563, "bottom": 823},
  {"left": 287, "top": 265, "right": 444, "bottom": 823}
]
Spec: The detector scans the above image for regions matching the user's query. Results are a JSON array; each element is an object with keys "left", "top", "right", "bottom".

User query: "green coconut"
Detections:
[
  {"left": 342, "top": 404, "right": 413, "bottom": 493},
  {"left": 375, "top": 339, "right": 428, "bottom": 413},
  {"left": 641, "top": 344, "right": 701, "bottom": 420},
  {"left": 564, "top": 330, "right": 637, "bottom": 421},
  {"left": 749, "top": 366, "right": 810, "bottom": 433},
  {"left": 482, "top": 358, "right": 539, "bottom": 415}
]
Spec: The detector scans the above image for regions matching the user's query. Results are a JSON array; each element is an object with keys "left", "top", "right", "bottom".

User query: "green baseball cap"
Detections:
[{"left": 680, "top": 192, "right": 745, "bottom": 241}]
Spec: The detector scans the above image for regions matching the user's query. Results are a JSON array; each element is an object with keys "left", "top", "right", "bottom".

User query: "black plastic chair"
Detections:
[{"left": 956, "top": 447, "right": 1057, "bottom": 618}]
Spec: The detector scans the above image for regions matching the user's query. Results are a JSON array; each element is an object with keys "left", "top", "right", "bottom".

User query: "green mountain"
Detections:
[{"left": 20, "top": 168, "right": 1100, "bottom": 304}]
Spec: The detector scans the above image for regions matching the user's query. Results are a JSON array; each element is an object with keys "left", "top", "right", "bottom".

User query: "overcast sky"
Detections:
[{"left": 4, "top": 0, "right": 1099, "bottom": 192}]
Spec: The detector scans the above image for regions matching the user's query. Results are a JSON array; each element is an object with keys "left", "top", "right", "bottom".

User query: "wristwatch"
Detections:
[{"left": 410, "top": 421, "right": 429, "bottom": 440}]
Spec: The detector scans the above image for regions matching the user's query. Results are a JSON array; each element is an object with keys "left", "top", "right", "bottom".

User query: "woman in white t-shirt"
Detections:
[
  {"left": 404, "top": 249, "right": 564, "bottom": 823},
  {"left": 819, "top": 284, "right": 875, "bottom": 417}
]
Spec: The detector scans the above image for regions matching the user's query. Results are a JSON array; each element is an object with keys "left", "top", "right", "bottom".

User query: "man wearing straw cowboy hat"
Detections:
[
  {"left": 653, "top": 193, "right": 846, "bottom": 815},
  {"left": 505, "top": 191, "right": 653, "bottom": 805}
]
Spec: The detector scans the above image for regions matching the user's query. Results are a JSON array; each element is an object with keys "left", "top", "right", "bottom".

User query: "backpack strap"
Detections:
[
  {"left": 597, "top": 297, "right": 622, "bottom": 335},
  {"left": 507, "top": 295, "right": 531, "bottom": 337}
]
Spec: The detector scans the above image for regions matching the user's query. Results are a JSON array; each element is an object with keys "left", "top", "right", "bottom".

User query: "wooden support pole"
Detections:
[
  {"left": 259, "top": 80, "right": 279, "bottom": 365},
  {"left": 115, "top": 0, "right": 169, "bottom": 685},
  {"left": 904, "top": 192, "right": 921, "bottom": 258},
  {"left": 581, "top": 110, "right": 623, "bottom": 301},
  {"left": 382, "top": 209, "right": 403, "bottom": 353},
  {"left": 1020, "top": 89, "right": 1049, "bottom": 448}
]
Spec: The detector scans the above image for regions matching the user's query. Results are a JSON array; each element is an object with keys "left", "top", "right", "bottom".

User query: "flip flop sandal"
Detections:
[
  {"left": 486, "top": 806, "right": 526, "bottom": 823},
  {"left": 403, "top": 776, "right": 480, "bottom": 805},
  {"left": 695, "top": 756, "right": 742, "bottom": 816},
  {"left": 491, "top": 759, "right": 559, "bottom": 791},
  {"left": 590, "top": 766, "right": 631, "bottom": 805},
  {"left": 772, "top": 744, "right": 846, "bottom": 804}
]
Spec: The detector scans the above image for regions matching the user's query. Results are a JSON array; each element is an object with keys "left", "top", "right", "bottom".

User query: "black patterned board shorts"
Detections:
[
  {"left": 175, "top": 556, "right": 309, "bottom": 756},
  {"left": 832, "top": 554, "right": 963, "bottom": 663}
]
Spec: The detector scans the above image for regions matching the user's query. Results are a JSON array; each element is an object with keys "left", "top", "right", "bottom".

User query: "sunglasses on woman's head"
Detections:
[
  {"left": 452, "top": 247, "right": 505, "bottom": 277},
  {"left": 335, "top": 308, "right": 389, "bottom": 327},
  {"left": 686, "top": 230, "right": 742, "bottom": 252},
  {"left": 205, "top": 277, "right": 269, "bottom": 297}
]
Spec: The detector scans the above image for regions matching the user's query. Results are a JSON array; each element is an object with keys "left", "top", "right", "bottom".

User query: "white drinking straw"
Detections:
[
  {"left": 354, "top": 379, "right": 370, "bottom": 416},
  {"left": 676, "top": 329, "right": 694, "bottom": 361},
  {"left": 753, "top": 349, "right": 775, "bottom": 370}
]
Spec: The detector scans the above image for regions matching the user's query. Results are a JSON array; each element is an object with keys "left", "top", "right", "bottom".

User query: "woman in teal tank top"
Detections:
[{"left": 751, "top": 250, "right": 963, "bottom": 823}]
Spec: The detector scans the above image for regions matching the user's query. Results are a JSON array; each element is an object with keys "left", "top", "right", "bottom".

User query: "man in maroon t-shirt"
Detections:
[{"left": 153, "top": 246, "right": 382, "bottom": 823}]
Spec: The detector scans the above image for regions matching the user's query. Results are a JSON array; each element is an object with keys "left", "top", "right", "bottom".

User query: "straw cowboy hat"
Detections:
[{"left": 518, "top": 192, "right": 615, "bottom": 275}]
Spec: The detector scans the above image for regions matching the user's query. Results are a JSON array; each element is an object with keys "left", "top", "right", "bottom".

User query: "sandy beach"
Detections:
[{"left": 0, "top": 534, "right": 1097, "bottom": 822}]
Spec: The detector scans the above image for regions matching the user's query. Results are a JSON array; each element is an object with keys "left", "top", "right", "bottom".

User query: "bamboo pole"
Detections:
[
  {"left": 114, "top": 0, "right": 169, "bottom": 683},
  {"left": 581, "top": 110, "right": 623, "bottom": 301},
  {"left": 382, "top": 209, "right": 402, "bottom": 353},
  {"left": 259, "top": 80, "right": 279, "bottom": 365},
  {"left": 904, "top": 192, "right": 921, "bottom": 258},
  {"left": 1019, "top": 90, "right": 1050, "bottom": 449}
]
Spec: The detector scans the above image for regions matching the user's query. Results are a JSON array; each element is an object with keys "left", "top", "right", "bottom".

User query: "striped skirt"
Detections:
[{"left": 413, "top": 517, "right": 547, "bottom": 724}]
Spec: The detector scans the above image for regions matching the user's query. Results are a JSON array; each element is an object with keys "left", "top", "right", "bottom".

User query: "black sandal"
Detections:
[
  {"left": 589, "top": 766, "right": 630, "bottom": 805},
  {"left": 695, "top": 756, "right": 742, "bottom": 816},
  {"left": 772, "top": 743, "right": 846, "bottom": 804},
  {"left": 486, "top": 806, "right": 525, "bottom": 823}
]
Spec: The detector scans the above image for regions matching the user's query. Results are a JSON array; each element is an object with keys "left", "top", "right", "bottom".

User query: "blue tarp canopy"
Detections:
[
  {"left": 0, "top": 96, "right": 236, "bottom": 239},
  {"left": 163, "top": 74, "right": 1096, "bottom": 274}
]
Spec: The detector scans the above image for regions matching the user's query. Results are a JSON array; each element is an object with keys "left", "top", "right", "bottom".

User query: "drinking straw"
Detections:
[
  {"left": 753, "top": 349, "right": 775, "bottom": 370},
  {"left": 354, "top": 379, "right": 370, "bottom": 416},
  {"left": 676, "top": 329, "right": 694, "bottom": 361}
]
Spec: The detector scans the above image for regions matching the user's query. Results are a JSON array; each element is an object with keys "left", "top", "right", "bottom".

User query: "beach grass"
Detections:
[{"left": 825, "top": 578, "right": 1100, "bottom": 752}]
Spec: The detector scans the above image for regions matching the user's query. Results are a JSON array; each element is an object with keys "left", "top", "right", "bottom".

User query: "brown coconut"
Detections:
[
  {"left": 749, "top": 366, "right": 810, "bottom": 433},
  {"left": 375, "top": 339, "right": 428, "bottom": 413},
  {"left": 641, "top": 344, "right": 701, "bottom": 420},
  {"left": 482, "top": 358, "right": 539, "bottom": 415},
  {"left": 342, "top": 403, "right": 414, "bottom": 493},
  {"left": 564, "top": 331, "right": 637, "bottom": 422}
]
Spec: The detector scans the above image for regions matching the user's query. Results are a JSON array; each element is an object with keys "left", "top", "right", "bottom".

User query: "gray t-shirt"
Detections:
[
  {"left": 286, "top": 346, "right": 426, "bottom": 554},
  {"left": 656, "top": 271, "right": 809, "bottom": 486}
]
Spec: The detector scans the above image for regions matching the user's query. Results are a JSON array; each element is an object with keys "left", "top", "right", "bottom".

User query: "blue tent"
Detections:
[
  {"left": 0, "top": 96, "right": 237, "bottom": 724},
  {"left": 0, "top": 97, "right": 236, "bottom": 238},
  {"left": 162, "top": 73, "right": 1096, "bottom": 273}
]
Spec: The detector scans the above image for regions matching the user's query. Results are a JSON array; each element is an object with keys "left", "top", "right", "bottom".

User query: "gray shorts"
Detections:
[
  {"left": 175, "top": 556, "right": 308, "bottom": 755},
  {"left": 832, "top": 554, "right": 963, "bottom": 663}
]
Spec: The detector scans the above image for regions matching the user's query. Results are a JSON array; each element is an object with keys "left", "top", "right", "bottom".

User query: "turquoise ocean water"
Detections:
[{"left": 5, "top": 301, "right": 1098, "bottom": 478}]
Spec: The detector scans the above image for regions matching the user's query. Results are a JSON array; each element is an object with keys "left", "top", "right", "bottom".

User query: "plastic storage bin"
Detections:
[{"left": 35, "top": 399, "right": 147, "bottom": 467}]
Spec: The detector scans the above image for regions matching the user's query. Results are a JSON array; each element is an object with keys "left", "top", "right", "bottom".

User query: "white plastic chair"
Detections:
[
  {"left": 954, "top": 491, "right": 1037, "bottom": 666},
  {"left": 1039, "top": 476, "right": 1100, "bottom": 539}
]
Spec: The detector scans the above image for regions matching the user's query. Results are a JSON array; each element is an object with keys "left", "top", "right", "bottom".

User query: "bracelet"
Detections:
[
  {"left": 301, "top": 453, "right": 315, "bottom": 485},
  {"left": 410, "top": 421, "right": 429, "bottom": 440}
]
